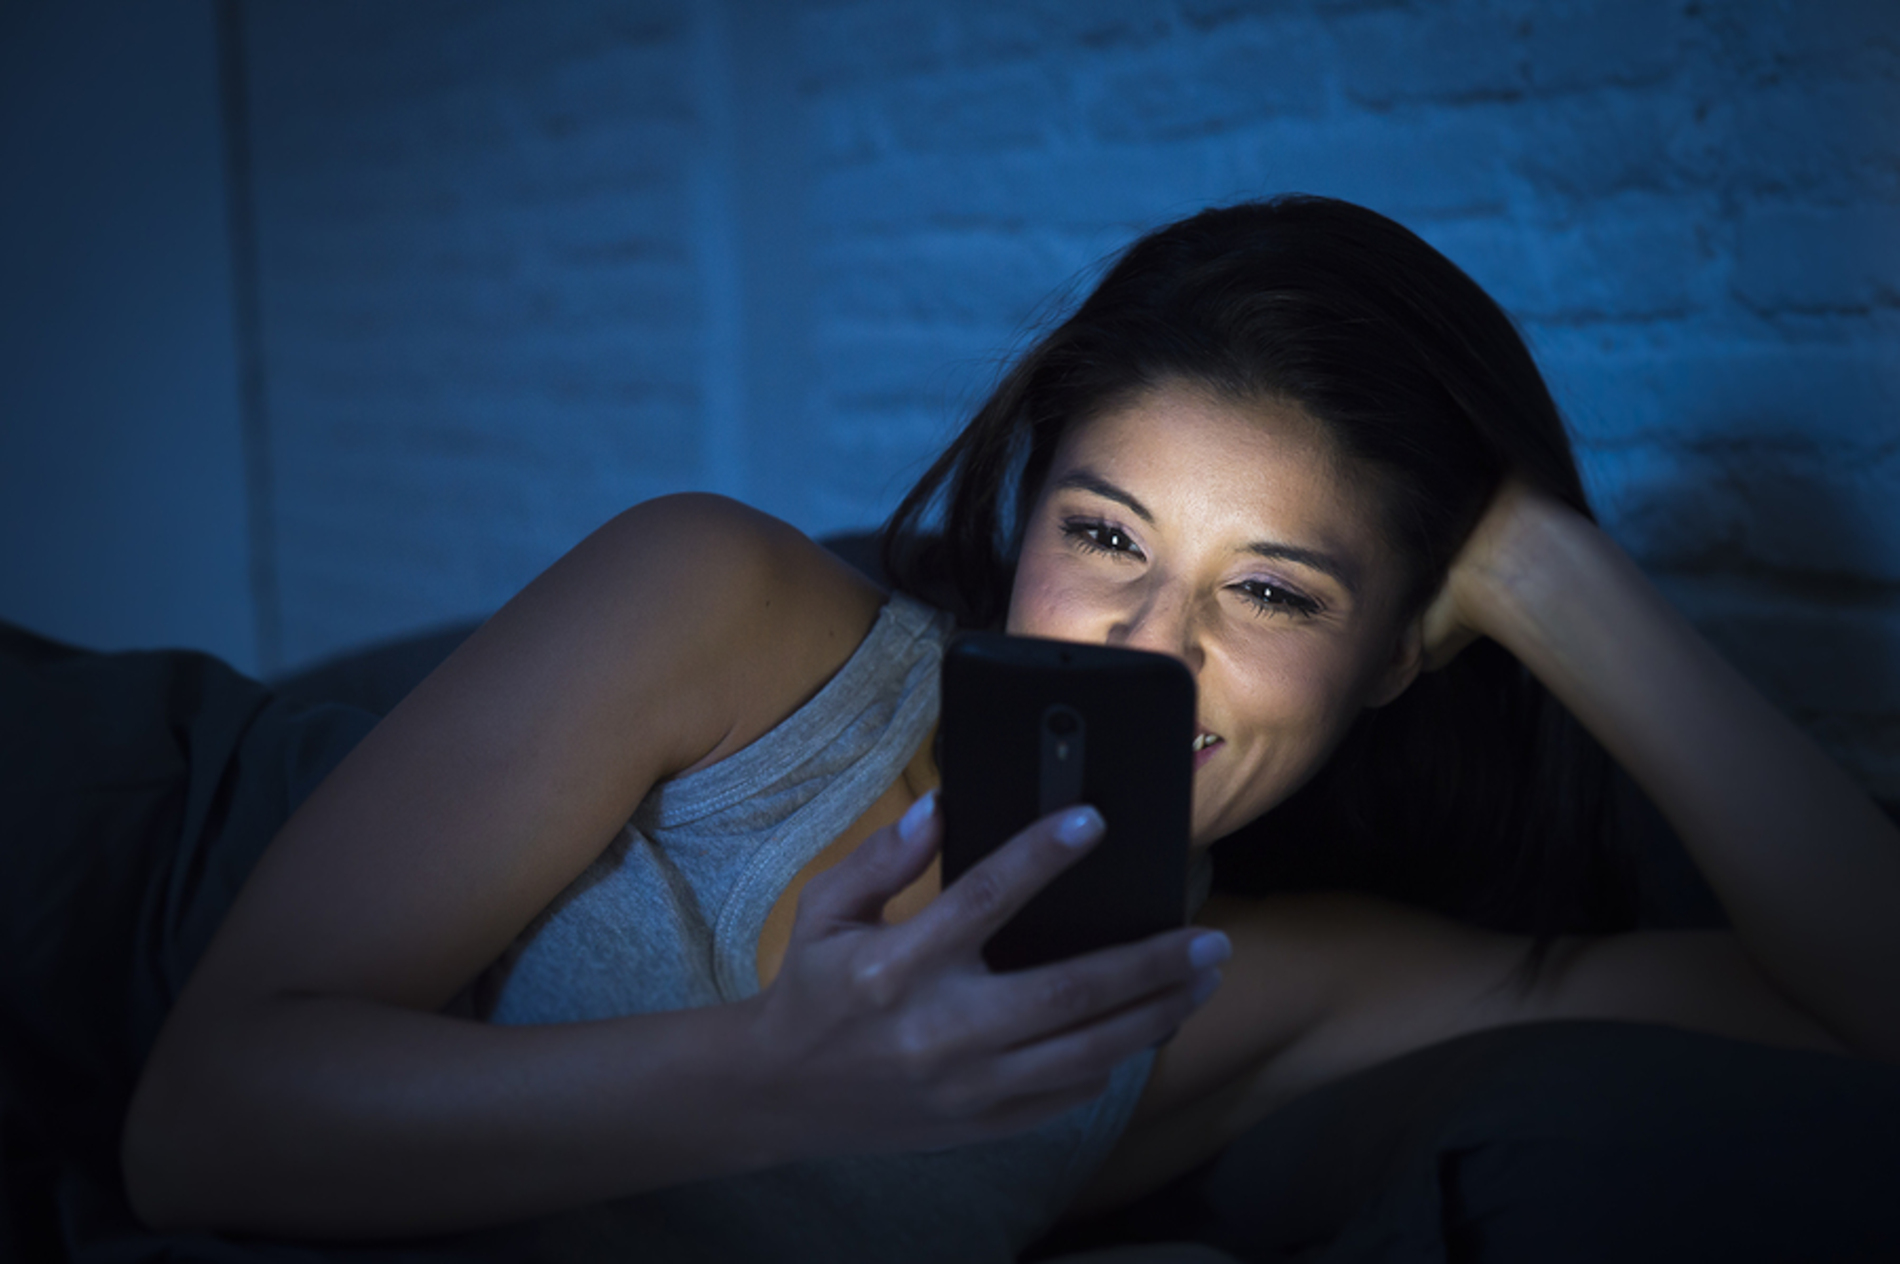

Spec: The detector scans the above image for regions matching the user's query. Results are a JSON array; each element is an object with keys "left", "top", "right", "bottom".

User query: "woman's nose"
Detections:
[{"left": 1106, "top": 583, "right": 1205, "bottom": 674}]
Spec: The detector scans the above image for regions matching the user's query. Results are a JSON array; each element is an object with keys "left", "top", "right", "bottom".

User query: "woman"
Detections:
[{"left": 120, "top": 196, "right": 1900, "bottom": 1258}]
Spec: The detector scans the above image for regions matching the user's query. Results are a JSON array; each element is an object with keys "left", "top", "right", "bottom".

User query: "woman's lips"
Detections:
[{"left": 1193, "top": 730, "right": 1223, "bottom": 769}]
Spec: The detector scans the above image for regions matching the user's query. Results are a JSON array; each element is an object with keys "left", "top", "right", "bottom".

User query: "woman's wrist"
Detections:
[
  {"left": 1454, "top": 492, "right": 1620, "bottom": 659},
  {"left": 726, "top": 989, "right": 826, "bottom": 1173}
]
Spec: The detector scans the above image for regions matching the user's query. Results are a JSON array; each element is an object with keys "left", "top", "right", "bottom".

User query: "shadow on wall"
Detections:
[{"left": 1595, "top": 436, "right": 1900, "bottom": 803}]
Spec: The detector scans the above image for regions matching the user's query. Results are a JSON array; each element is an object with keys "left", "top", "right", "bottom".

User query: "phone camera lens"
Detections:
[{"left": 1045, "top": 708, "right": 1079, "bottom": 736}]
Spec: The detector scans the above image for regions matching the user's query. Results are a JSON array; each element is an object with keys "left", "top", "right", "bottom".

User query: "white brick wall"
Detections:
[
  {"left": 246, "top": 1, "right": 710, "bottom": 665},
  {"left": 233, "top": 0, "right": 1898, "bottom": 791},
  {"left": 0, "top": 0, "right": 257, "bottom": 670}
]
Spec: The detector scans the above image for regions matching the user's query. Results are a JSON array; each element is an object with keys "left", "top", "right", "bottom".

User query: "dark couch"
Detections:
[{"left": 5, "top": 533, "right": 1899, "bottom": 1262}]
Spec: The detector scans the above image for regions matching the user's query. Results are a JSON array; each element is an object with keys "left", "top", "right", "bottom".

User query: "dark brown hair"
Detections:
[{"left": 883, "top": 195, "right": 1637, "bottom": 940}]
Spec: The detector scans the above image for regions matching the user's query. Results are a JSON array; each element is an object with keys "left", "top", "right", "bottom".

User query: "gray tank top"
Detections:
[{"left": 474, "top": 592, "right": 1157, "bottom": 1262}]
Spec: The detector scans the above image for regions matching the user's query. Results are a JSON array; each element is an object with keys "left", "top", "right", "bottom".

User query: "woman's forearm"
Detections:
[
  {"left": 123, "top": 992, "right": 790, "bottom": 1238},
  {"left": 124, "top": 797, "right": 1220, "bottom": 1240},
  {"left": 1466, "top": 507, "right": 1900, "bottom": 1058}
]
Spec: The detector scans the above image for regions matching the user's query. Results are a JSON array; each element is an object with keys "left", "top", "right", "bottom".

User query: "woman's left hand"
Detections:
[
  {"left": 1419, "top": 476, "right": 1572, "bottom": 671},
  {"left": 1422, "top": 467, "right": 1900, "bottom": 1063}
]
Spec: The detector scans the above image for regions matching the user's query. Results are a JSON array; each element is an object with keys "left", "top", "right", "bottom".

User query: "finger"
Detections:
[
  {"left": 910, "top": 960, "right": 1219, "bottom": 1147},
  {"left": 891, "top": 804, "right": 1105, "bottom": 963},
  {"left": 983, "top": 971, "right": 1215, "bottom": 1103},
  {"left": 983, "top": 927, "right": 1230, "bottom": 1050},
  {"left": 944, "top": 1075, "right": 1119, "bottom": 1148},
  {"left": 795, "top": 790, "right": 941, "bottom": 931}
]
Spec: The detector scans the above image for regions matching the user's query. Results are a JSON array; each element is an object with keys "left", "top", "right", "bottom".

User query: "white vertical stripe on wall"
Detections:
[{"left": 691, "top": 0, "right": 748, "bottom": 505}]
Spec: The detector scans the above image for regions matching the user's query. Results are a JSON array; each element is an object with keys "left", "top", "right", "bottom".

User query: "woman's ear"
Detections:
[
  {"left": 1420, "top": 574, "right": 1482, "bottom": 672},
  {"left": 1365, "top": 617, "right": 1426, "bottom": 709}
]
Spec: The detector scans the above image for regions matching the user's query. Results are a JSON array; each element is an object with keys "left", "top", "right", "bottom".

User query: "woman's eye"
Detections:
[
  {"left": 1235, "top": 579, "right": 1320, "bottom": 619},
  {"left": 1062, "top": 520, "right": 1142, "bottom": 558}
]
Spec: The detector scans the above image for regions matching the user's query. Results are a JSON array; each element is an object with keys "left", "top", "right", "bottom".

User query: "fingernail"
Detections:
[
  {"left": 1188, "top": 931, "right": 1231, "bottom": 970},
  {"left": 898, "top": 789, "right": 937, "bottom": 845},
  {"left": 1190, "top": 968, "right": 1222, "bottom": 1007},
  {"left": 1054, "top": 806, "right": 1103, "bottom": 848}
]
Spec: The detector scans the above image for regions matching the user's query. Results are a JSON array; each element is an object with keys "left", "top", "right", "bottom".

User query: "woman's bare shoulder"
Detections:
[
  {"left": 429, "top": 491, "right": 884, "bottom": 777},
  {"left": 568, "top": 492, "right": 880, "bottom": 623},
  {"left": 572, "top": 492, "right": 889, "bottom": 772},
  {"left": 174, "top": 493, "right": 884, "bottom": 1015}
]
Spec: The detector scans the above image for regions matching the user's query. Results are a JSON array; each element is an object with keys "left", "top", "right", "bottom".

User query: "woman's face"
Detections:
[{"left": 1006, "top": 382, "right": 1424, "bottom": 848}]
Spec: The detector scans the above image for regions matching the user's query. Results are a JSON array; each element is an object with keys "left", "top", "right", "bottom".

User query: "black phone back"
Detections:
[{"left": 938, "top": 633, "right": 1194, "bottom": 972}]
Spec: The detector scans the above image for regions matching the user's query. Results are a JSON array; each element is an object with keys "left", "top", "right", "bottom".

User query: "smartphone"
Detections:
[{"left": 937, "top": 632, "right": 1196, "bottom": 972}]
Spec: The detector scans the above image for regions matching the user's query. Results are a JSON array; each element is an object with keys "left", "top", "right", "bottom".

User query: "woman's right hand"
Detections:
[
  {"left": 125, "top": 500, "right": 1225, "bottom": 1235},
  {"left": 746, "top": 792, "right": 1229, "bottom": 1161}
]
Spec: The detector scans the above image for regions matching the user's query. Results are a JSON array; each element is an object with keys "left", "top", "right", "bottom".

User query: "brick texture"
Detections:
[{"left": 237, "top": 0, "right": 1899, "bottom": 791}]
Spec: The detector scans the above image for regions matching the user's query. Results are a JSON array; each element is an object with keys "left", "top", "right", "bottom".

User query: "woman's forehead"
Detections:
[{"left": 1054, "top": 384, "right": 1379, "bottom": 533}]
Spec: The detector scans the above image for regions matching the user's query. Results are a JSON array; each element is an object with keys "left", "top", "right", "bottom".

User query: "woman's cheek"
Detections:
[
  {"left": 1005, "top": 568, "right": 1063, "bottom": 636},
  {"left": 1009, "top": 554, "right": 1115, "bottom": 640},
  {"left": 1223, "top": 662, "right": 1361, "bottom": 790},
  {"left": 1004, "top": 554, "right": 1055, "bottom": 635}
]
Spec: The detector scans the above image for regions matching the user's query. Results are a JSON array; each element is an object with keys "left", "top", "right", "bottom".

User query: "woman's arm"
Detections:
[
  {"left": 1075, "top": 485, "right": 1899, "bottom": 1217},
  {"left": 122, "top": 494, "right": 1221, "bottom": 1237},
  {"left": 1434, "top": 483, "right": 1900, "bottom": 1059}
]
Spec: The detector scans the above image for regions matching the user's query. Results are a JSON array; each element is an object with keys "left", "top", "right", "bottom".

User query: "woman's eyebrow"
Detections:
[
  {"left": 1244, "top": 542, "right": 1360, "bottom": 599},
  {"left": 1053, "top": 469, "right": 1153, "bottom": 523}
]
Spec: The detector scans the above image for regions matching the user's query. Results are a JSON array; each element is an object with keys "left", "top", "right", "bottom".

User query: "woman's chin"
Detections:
[{"left": 1189, "top": 803, "right": 1242, "bottom": 852}]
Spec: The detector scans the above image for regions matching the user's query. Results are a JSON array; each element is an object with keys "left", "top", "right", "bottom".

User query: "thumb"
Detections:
[{"left": 794, "top": 790, "right": 941, "bottom": 931}]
